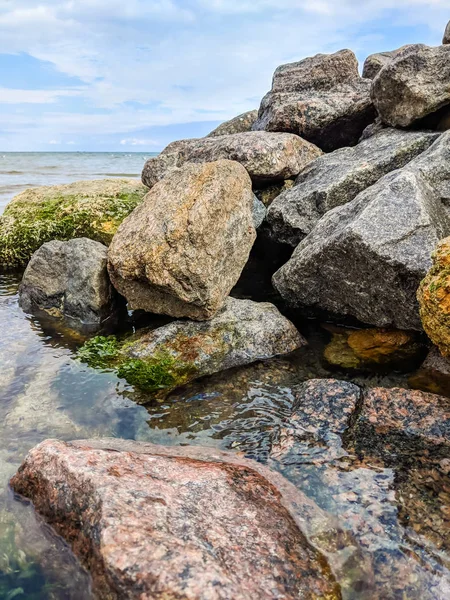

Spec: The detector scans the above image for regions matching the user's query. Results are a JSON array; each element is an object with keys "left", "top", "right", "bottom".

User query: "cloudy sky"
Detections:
[{"left": 0, "top": 0, "right": 447, "bottom": 151}]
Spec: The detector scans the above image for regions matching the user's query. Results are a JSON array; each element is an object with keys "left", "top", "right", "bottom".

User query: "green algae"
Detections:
[
  {"left": 0, "top": 184, "right": 147, "bottom": 269},
  {"left": 77, "top": 335, "right": 195, "bottom": 396}
]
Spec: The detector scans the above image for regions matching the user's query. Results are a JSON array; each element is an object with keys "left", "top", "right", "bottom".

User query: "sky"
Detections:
[{"left": 0, "top": 0, "right": 448, "bottom": 152}]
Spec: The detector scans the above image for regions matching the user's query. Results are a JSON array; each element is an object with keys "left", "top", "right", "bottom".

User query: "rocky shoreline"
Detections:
[{"left": 4, "top": 19, "right": 450, "bottom": 600}]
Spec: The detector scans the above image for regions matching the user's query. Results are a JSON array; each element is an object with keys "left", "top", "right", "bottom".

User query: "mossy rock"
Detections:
[
  {"left": 0, "top": 179, "right": 148, "bottom": 269},
  {"left": 418, "top": 237, "right": 450, "bottom": 357}
]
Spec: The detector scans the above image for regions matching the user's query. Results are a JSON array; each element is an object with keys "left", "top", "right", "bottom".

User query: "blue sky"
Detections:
[{"left": 0, "top": 0, "right": 447, "bottom": 151}]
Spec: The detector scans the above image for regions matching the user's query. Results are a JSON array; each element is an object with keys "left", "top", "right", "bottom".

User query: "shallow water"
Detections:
[
  {"left": 1, "top": 272, "right": 450, "bottom": 598},
  {"left": 0, "top": 152, "right": 157, "bottom": 213}
]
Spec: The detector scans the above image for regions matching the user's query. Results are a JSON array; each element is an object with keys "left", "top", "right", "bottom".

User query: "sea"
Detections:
[{"left": 0, "top": 152, "right": 158, "bottom": 214}]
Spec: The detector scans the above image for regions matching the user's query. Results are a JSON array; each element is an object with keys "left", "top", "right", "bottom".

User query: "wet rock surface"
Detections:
[
  {"left": 266, "top": 128, "right": 438, "bottom": 247},
  {"left": 252, "top": 49, "right": 375, "bottom": 151},
  {"left": 409, "top": 346, "right": 450, "bottom": 396},
  {"left": 109, "top": 160, "right": 256, "bottom": 320},
  {"left": 273, "top": 170, "right": 450, "bottom": 330},
  {"left": 19, "top": 238, "right": 119, "bottom": 327},
  {"left": 141, "top": 131, "right": 321, "bottom": 188},
  {"left": 371, "top": 44, "right": 450, "bottom": 127},
  {"left": 10, "top": 439, "right": 342, "bottom": 600},
  {"left": 206, "top": 110, "right": 258, "bottom": 137}
]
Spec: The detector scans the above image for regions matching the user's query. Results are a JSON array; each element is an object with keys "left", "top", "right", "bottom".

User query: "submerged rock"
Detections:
[
  {"left": 206, "top": 110, "right": 258, "bottom": 137},
  {"left": 79, "top": 297, "right": 305, "bottom": 399},
  {"left": 324, "top": 326, "right": 423, "bottom": 370},
  {"left": 141, "top": 131, "right": 321, "bottom": 189},
  {"left": 371, "top": 44, "right": 450, "bottom": 128},
  {"left": 252, "top": 49, "right": 375, "bottom": 151},
  {"left": 352, "top": 387, "right": 450, "bottom": 460},
  {"left": 0, "top": 179, "right": 148, "bottom": 269},
  {"left": 19, "top": 238, "right": 119, "bottom": 327},
  {"left": 10, "top": 439, "right": 342, "bottom": 600},
  {"left": 273, "top": 170, "right": 450, "bottom": 330},
  {"left": 266, "top": 128, "right": 438, "bottom": 247},
  {"left": 109, "top": 160, "right": 256, "bottom": 321},
  {"left": 418, "top": 236, "right": 450, "bottom": 356},
  {"left": 409, "top": 346, "right": 450, "bottom": 396}
]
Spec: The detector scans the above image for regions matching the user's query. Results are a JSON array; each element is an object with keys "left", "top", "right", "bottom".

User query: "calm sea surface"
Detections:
[{"left": 0, "top": 152, "right": 157, "bottom": 213}]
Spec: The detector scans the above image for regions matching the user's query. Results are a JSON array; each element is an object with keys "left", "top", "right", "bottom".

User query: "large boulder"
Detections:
[
  {"left": 19, "top": 238, "right": 119, "bottom": 326},
  {"left": 0, "top": 179, "right": 148, "bottom": 269},
  {"left": 273, "top": 170, "right": 450, "bottom": 330},
  {"left": 266, "top": 128, "right": 438, "bottom": 247},
  {"left": 418, "top": 237, "right": 450, "bottom": 357},
  {"left": 252, "top": 49, "right": 375, "bottom": 151},
  {"left": 206, "top": 110, "right": 258, "bottom": 137},
  {"left": 109, "top": 160, "right": 256, "bottom": 321},
  {"left": 78, "top": 297, "right": 305, "bottom": 399},
  {"left": 371, "top": 44, "right": 450, "bottom": 128},
  {"left": 10, "top": 439, "right": 342, "bottom": 600},
  {"left": 141, "top": 131, "right": 321, "bottom": 189},
  {"left": 406, "top": 131, "right": 450, "bottom": 207}
]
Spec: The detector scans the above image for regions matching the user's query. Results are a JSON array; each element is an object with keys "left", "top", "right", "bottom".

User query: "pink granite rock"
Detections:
[{"left": 11, "top": 439, "right": 351, "bottom": 600}]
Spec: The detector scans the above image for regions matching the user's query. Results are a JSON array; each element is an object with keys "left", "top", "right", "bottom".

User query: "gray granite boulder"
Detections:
[
  {"left": 265, "top": 128, "right": 439, "bottom": 247},
  {"left": 109, "top": 160, "right": 256, "bottom": 321},
  {"left": 206, "top": 110, "right": 258, "bottom": 137},
  {"left": 371, "top": 44, "right": 450, "bottom": 127},
  {"left": 141, "top": 131, "right": 321, "bottom": 189},
  {"left": 406, "top": 131, "right": 450, "bottom": 207},
  {"left": 273, "top": 170, "right": 450, "bottom": 330},
  {"left": 19, "top": 238, "right": 118, "bottom": 326},
  {"left": 252, "top": 49, "right": 375, "bottom": 151},
  {"left": 443, "top": 21, "right": 450, "bottom": 44}
]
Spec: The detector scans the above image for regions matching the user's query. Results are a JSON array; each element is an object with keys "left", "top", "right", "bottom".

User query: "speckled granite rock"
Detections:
[
  {"left": 418, "top": 237, "right": 450, "bottom": 356},
  {"left": 371, "top": 44, "right": 450, "bottom": 127},
  {"left": 266, "top": 128, "right": 438, "bottom": 247},
  {"left": 206, "top": 110, "right": 258, "bottom": 137},
  {"left": 10, "top": 439, "right": 344, "bottom": 600},
  {"left": 19, "top": 238, "right": 119, "bottom": 326},
  {"left": 352, "top": 387, "right": 450, "bottom": 460},
  {"left": 109, "top": 160, "right": 256, "bottom": 320},
  {"left": 444, "top": 21, "right": 450, "bottom": 44},
  {"left": 114, "top": 297, "right": 305, "bottom": 399},
  {"left": 273, "top": 170, "right": 450, "bottom": 330},
  {"left": 252, "top": 49, "right": 375, "bottom": 151},
  {"left": 406, "top": 131, "right": 450, "bottom": 209},
  {"left": 324, "top": 327, "right": 423, "bottom": 370},
  {"left": 141, "top": 131, "right": 321, "bottom": 188},
  {"left": 0, "top": 179, "right": 148, "bottom": 269}
]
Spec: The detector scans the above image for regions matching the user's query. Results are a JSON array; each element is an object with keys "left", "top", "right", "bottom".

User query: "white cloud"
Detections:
[
  {"left": 120, "top": 138, "right": 158, "bottom": 146},
  {"left": 48, "top": 140, "right": 60, "bottom": 144},
  {"left": 0, "top": 87, "right": 83, "bottom": 104},
  {"left": 0, "top": 0, "right": 448, "bottom": 149}
]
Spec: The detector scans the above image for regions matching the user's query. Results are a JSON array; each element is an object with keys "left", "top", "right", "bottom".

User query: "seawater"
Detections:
[{"left": 0, "top": 152, "right": 157, "bottom": 213}]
